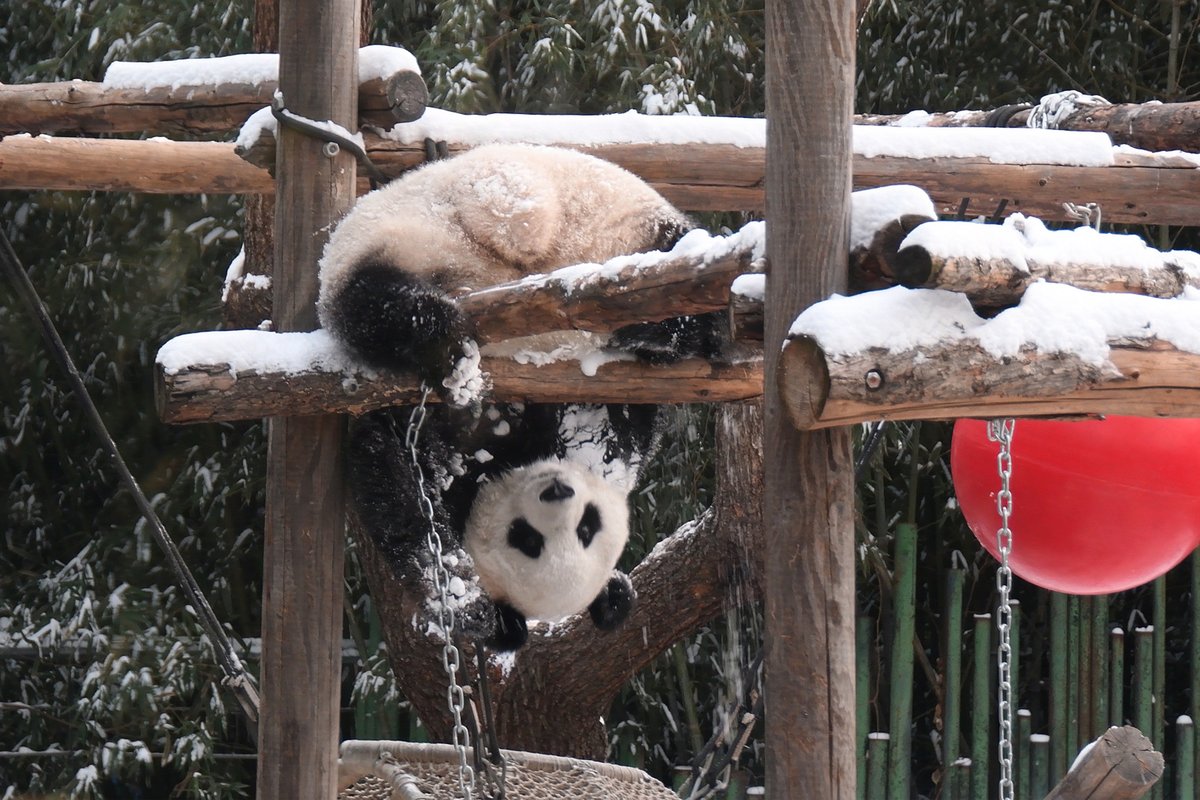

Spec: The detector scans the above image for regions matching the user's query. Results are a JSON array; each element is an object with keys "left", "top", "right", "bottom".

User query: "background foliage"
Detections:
[{"left": 2, "top": 0, "right": 1197, "bottom": 796}]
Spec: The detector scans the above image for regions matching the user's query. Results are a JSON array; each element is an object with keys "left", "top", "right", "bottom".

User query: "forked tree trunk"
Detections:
[{"left": 357, "top": 402, "right": 764, "bottom": 758}]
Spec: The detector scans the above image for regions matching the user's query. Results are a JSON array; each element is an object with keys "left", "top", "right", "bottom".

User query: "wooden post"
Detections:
[
  {"left": 257, "top": 0, "right": 359, "bottom": 798},
  {"left": 762, "top": 0, "right": 855, "bottom": 796},
  {"left": 1043, "top": 726, "right": 1163, "bottom": 800}
]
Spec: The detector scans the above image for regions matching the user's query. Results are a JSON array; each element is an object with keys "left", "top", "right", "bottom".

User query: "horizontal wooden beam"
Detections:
[
  {"left": 857, "top": 99, "right": 1200, "bottom": 154},
  {"left": 0, "top": 73, "right": 426, "bottom": 136},
  {"left": 5, "top": 134, "right": 1200, "bottom": 225},
  {"left": 156, "top": 345, "right": 763, "bottom": 423},
  {"left": 780, "top": 334, "right": 1200, "bottom": 429}
]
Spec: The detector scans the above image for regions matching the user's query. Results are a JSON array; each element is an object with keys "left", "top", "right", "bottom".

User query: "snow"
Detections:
[
  {"left": 850, "top": 184, "right": 936, "bottom": 251},
  {"left": 156, "top": 329, "right": 363, "bottom": 377},
  {"left": 790, "top": 282, "right": 1200, "bottom": 365},
  {"left": 903, "top": 214, "right": 1200, "bottom": 276},
  {"left": 103, "top": 45, "right": 419, "bottom": 91},
  {"left": 854, "top": 125, "right": 1114, "bottom": 166},
  {"left": 374, "top": 107, "right": 1116, "bottom": 166},
  {"left": 1070, "top": 739, "right": 1096, "bottom": 771},
  {"left": 731, "top": 274, "right": 764, "bottom": 301},
  {"left": 1179, "top": 715, "right": 1194, "bottom": 725}
]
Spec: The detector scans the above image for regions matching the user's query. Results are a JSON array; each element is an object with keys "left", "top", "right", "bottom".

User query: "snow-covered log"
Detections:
[
  {"left": 893, "top": 217, "right": 1200, "bottom": 306},
  {"left": 0, "top": 46, "right": 426, "bottom": 135},
  {"left": 779, "top": 284, "right": 1200, "bottom": 429},
  {"left": 857, "top": 97, "right": 1200, "bottom": 154},
  {"left": 5, "top": 130, "right": 1200, "bottom": 225},
  {"left": 155, "top": 333, "right": 762, "bottom": 423}
]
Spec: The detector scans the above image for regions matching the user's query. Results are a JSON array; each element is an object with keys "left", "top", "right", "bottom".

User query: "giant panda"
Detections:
[{"left": 319, "top": 144, "right": 721, "bottom": 650}]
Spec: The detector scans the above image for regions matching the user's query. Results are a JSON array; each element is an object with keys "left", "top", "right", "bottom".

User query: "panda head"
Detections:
[{"left": 464, "top": 459, "right": 631, "bottom": 622}]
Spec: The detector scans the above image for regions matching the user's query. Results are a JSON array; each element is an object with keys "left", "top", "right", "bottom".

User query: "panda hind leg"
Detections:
[
  {"left": 588, "top": 571, "right": 636, "bottom": 631},
  {"left": 328, "top": 262, "right": 474, "bottom": 399},
  {"left": 608, "top": 311, "right": 728, "bottom": 365}
]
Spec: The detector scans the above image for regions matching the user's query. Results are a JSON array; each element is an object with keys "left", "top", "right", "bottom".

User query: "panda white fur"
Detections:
[{"left": 324, "top": 144, "right": 721, "bottom": 650}]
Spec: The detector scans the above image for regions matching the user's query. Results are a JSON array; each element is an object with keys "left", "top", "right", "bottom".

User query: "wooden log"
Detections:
[
  {"left": 762, "top": 0, "right": 856, "bottom": 799},
  {"left": 779, "top": 335, "right": 1200, "bottom": 429},
  {"left": 892, "top": 224, "right": 1200, "bottom": 307},
  {"left": 0, "top": 136, "right": 272, "bottom": 193},
  {"left": 457, "top": 232, "right": 763, "bottom": 343},
  {"left": 155, "top": 350, "right": 764, "bottom": 423},
  {"left": 0, "top": 71, "right": 426, "bottom": 136},
  {"left": 256, "top": 0, "right": 358, "bottom": 797},
  {"left": 856, "top": 100, "right": 1200, "bottom": 154},
  {"left": 5, "top": 133, "right": 1200, "bottom": 225},
  {"left": 1043, "top": 726, "right": 1162, "bottom": 800}
]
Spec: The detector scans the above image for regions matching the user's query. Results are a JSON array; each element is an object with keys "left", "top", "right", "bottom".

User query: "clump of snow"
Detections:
[
  {"left": 483, "top": 331, "right": 635, "bottom": 376},
  {"left": 442, "top": 340, "right": 487, "bottom": 407},
  {"left": 850, "top": 185, "right": 936, "bottom": 251},
  {"left": 1113, "top": 144, "right": 1200, "bottom": 168},
  {"left": 854, "top": 125, "right": 1114, "bottom": 166},
  {"left": 731, "top": 274, "right": 764, "bottom": 301},
  {"left": 103, "top": 45, "right": 418, "bottom": 91},
  {"left": 790, "top": 282, "right": 1200, "bottom": 365},
  {"left": 156, "top": 329, "right": 365, "bottom": 377},
  {"left": 220, "top": 247, "right": 246, "bottom": 303},
  {"left": 235, "top": 106, "right": 276, "bottom": 151},
  {"left": 901, "top": 220, "right": 1030, "bottom": 271}
]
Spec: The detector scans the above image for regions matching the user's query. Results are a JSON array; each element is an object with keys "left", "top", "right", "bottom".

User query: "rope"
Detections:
[{"left": 0, "top": 227, "right": 261, "bottom": 735}]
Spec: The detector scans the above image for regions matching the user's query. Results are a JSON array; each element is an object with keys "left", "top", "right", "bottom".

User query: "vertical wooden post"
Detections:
[
  {"left": 257, "top": 1, "right": 359, "bottom": 797},
  {"left": 762, "top": 0, "right": 856, "bottom": 796}
]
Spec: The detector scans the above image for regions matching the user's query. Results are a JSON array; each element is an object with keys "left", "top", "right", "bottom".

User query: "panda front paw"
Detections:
[
  {"left": 488, "top": 601, "right": 529, "bottom": 651},
  {"left": 608, "top": 312, "right": 727, "bottom": 364},
  {"left": 588, "top": 571, "right": 636, "bottom": 631}
]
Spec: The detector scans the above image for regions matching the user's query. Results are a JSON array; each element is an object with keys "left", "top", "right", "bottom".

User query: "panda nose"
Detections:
[{"left": 539, "top": 479, "right": 575, "bottom": 502}]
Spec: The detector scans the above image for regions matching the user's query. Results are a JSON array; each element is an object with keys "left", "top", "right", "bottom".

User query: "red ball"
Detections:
[{"left": 951, "top": 416, "right": 1200, "bottom": 594}]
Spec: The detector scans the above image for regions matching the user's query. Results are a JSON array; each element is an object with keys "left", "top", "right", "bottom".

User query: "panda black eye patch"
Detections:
[
  {"left": 507, "top": 518, "right": 545, "bottom": 559},
  {"left": 576, "top": 503, "right": 601, "bottom": 547}
]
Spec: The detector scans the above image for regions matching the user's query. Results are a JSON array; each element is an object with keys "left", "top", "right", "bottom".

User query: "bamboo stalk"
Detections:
[
  {"left": 1092, "top": 596, "right": 1109, "bottom": 741},
  {"left": 888, "top": 522, "right": 918, "bottom": 800},
  {"left": 672, "top": 642, "right": 705, "bottom": 756},
  {"left": 1050, "top": 593, "right": 1069, "bottom": 781},
  {"left": 1030, "top": 734, "right": 1050, "bottom": 798},
  {"left": 856, "top": 616, "right": 871, "bottom": 800},
  {"left": 943, "top": 569, "right": 966, "bottom": 780},
  {"left": 1111, "top": 627, "right": 1126, "bottom": 728},
  {"left": 971, "top": 614, "right": 991, "bottom": 800},
  {"left": 1068, "top": 595, "right": 1081, "bottom": 760},
  {"left": 1152, "top": 579, "right": 1166, "bottom": 800},
  {"left": 866, "top": 733, "right": 889, "bottom": 800},
  {"left": 1017, "top": 709, "right": 1031, "bottom": 800},
  {"left": 1177, "top": 716, "right": 1194, "bottom": 800},
  {"left": 1134, "top": 627, "right": 1154, "bottom": 738}
]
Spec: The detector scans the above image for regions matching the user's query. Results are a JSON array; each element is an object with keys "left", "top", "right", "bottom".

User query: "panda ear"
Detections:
[{"left": 588, "top": 571, "right": 636, "bottom": 631}]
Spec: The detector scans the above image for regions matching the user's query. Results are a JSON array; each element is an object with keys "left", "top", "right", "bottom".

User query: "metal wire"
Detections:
[
  {"left": 988, "top": 418, "right": 1017, "bottom": 800},
  {"left": 0, "top": 226, "right": 261, "bottom": 735}
]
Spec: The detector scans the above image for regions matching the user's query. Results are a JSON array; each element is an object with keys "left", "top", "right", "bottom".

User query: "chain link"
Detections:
[
  {"left": 988, "top": 418, "right": 1016, "bottom": 800},
  {"left": 405, "top": 387, "right": 477, "bottom": 799}
]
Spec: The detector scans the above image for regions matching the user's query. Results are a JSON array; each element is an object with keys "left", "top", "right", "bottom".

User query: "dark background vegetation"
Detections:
[{"left": 2, "top": 0, "right": 1197, "bottom": 795}]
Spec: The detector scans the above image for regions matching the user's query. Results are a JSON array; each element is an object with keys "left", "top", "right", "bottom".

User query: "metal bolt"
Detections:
[
  {"left": 322, "top": 141, "right": 340, "bottom": 158},
  {"left": 865, "top": 369, "right": 884, "bottom": 391}
]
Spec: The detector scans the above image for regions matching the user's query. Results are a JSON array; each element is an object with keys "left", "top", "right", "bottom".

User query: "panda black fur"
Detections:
[{"left": 321, "top": 144, "right": 720, "bottom": 650}]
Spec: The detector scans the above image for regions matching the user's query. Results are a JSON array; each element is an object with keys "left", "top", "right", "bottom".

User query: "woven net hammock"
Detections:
[{"left": 338, "top": 740, "right": 678, "bottom": 800}]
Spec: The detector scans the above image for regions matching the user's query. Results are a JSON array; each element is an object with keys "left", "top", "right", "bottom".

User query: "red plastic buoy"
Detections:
[{"left": 951, "top": 416, "right": 1200, "bottom": 594}]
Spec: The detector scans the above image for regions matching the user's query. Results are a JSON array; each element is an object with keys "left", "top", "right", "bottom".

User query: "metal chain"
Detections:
[
  {"left": 988, "top": 418, "right": 1017, "bottom": 800},
  {"left": 404, "top": 387, "right": 477, "bottom": 799}
]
